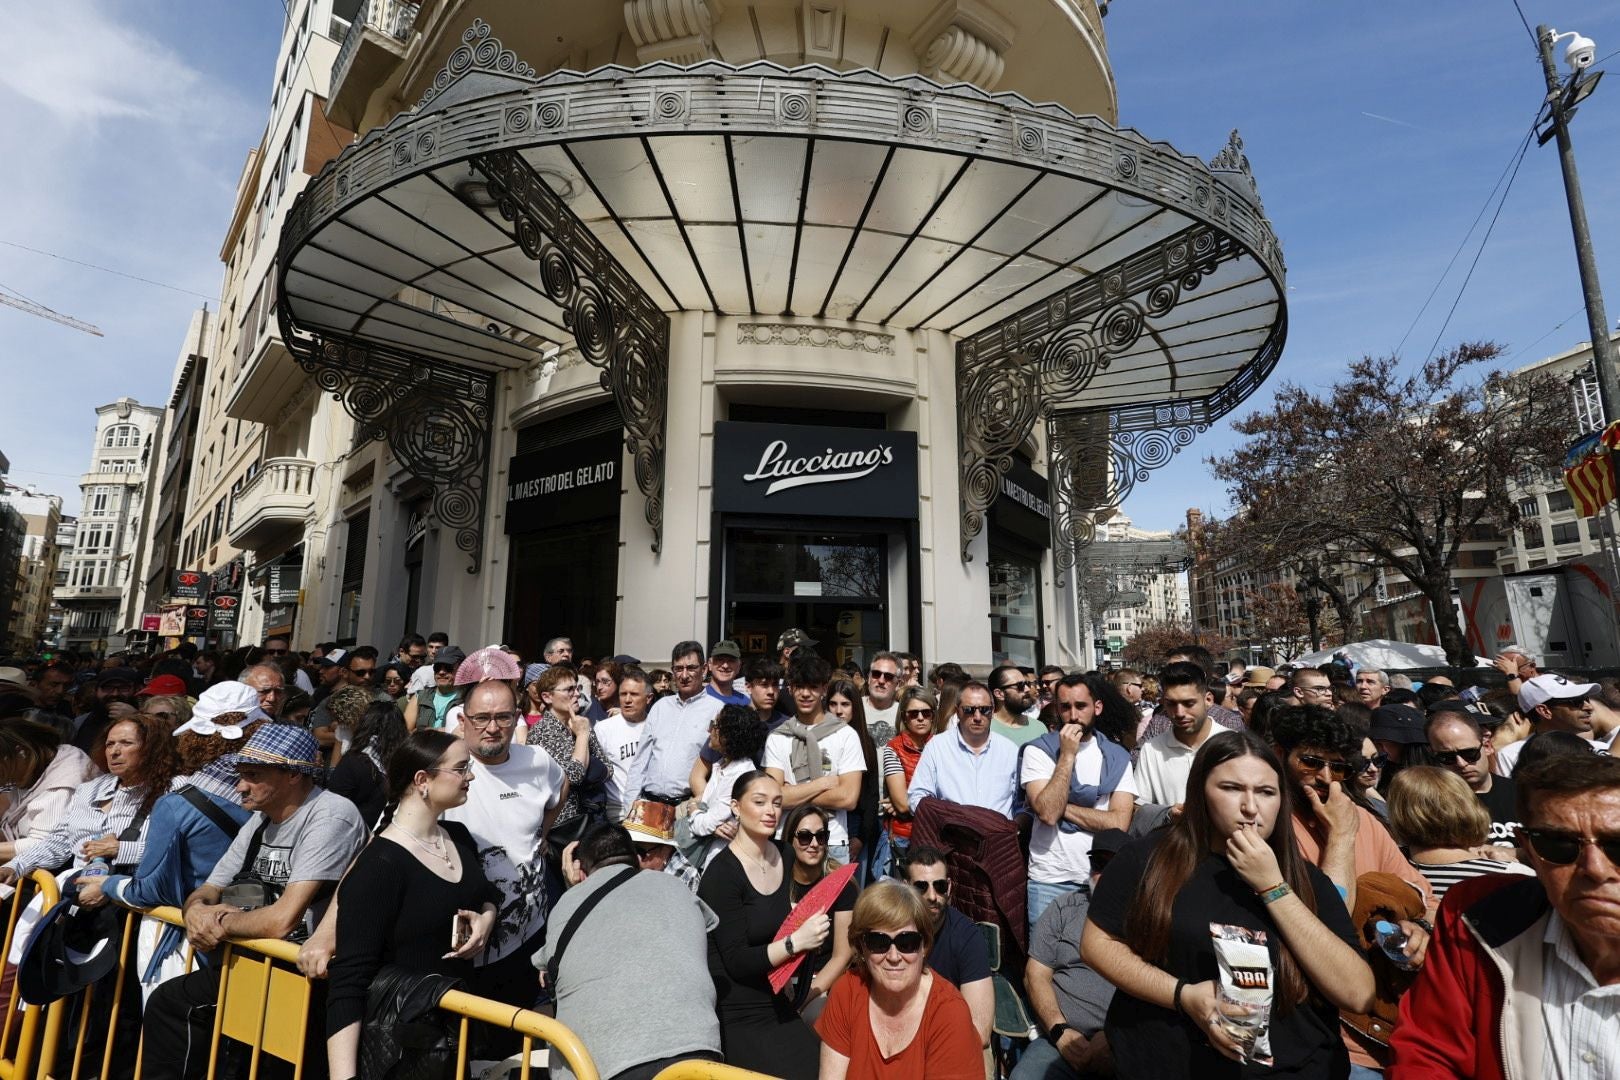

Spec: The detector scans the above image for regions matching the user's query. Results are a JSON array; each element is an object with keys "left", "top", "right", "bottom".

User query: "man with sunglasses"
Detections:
[
  {"left": 1426, "top": 708, "right": 1521, "bottom": 846},
  {"left": 990, "top": 664, "right": 1043, "bottom": 746},
  {"left": 862, "top": 651, "right": 904, "bottom": 745},
  {"left": 908, "top": 682, "right": 1020, "bottom": 818},
  {"left": 262, "top": 635, "right": 315, "bottom": 694},
  {"left": 1496, "top": 673, "right": 1599, "bottom": 778},
  {"left": 1391, "top": 754, "right": 1620, "bottom": 1079},
  {"left": 904, "top": 847, "right": 993, "bottom": 1050}
]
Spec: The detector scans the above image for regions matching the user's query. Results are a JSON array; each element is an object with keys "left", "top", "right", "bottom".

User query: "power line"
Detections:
[
  {"left": 1393, "top": 114, "right": 1540, "bottom": 357},
  {"left": 0, "top": 239, "right": 217, "bottom": 301},
  {"left": 1511, "top": 0, "right": 1539, "bottom": 49},
  {"left": 1424, "top": 123, "right": 1535, "bottom": 362},
  {"left": 1507, "top": 305, "right": 1588, "bottom": 364}
]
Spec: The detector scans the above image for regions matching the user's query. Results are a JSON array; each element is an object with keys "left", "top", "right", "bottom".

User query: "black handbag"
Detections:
[{"left": 358, "top": 966, "right": 463, "bottom": 1080}]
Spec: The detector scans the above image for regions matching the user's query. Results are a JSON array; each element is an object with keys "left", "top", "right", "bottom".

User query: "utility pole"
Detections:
[{"left": 1536, "top": 25, "right": 1620, "bottom": 423}]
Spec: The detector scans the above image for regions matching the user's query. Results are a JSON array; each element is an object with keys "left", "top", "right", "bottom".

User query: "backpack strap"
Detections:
[
  {"left": 178, "top": 786, "right": 241, "bottom": 839},
  {"left": 543, "top": 864, "right": 638, "bottom": 988}
]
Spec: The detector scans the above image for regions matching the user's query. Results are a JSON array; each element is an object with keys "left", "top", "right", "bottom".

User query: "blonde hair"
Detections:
[
  {"left": 142, "top": 694, "right": 193, "bottom": 730},
  {"left": 1387, "top": 765, "right": 1491, "bottom": 850},
  {"left": 849, "top": 881, "right": 935, "bottom": 973}
]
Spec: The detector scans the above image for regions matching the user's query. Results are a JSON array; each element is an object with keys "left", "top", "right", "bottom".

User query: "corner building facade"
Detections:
[{"left": 253, "top": 0, "right": 1287, "bottom": 667}]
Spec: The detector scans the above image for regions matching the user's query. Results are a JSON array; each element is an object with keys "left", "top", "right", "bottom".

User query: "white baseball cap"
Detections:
[{"left": 1518, "top": 673, "right": 1597, "bottom": 713}]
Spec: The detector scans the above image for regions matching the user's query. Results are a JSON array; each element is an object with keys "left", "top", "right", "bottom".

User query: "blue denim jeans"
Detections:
[
  {"left": 1347, "top": 1066, "right": 1384, "bottom": 1080},
  {"left": 1009, "top": 1036, "right": 1081, "bottom": 1080},
  {"left": 1027, "top": 879, "right": 1085, "bottom": 931}
]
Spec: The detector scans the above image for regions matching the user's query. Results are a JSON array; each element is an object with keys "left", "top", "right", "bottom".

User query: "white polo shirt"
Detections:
[{"left": 1133, "top": 720, "right": 1219, "bottom": 806}]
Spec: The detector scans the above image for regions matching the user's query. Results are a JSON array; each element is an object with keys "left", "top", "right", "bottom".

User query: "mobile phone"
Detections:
[{"left": 451, "top": 913, "right": 471, "bottom": 950}]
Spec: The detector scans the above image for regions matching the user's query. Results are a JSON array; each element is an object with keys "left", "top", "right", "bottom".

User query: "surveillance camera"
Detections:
[{"left": 1566, "top": 34, "right": 1596, "bottom": 70}]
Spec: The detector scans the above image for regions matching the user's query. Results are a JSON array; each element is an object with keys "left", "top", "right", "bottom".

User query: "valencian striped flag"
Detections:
[{"left": 1562, "top": 422, "right": 1620, "bottom": 517}]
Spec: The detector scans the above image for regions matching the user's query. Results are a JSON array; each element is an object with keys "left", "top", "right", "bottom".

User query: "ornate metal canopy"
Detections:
[{"left": 277, "top": 19, "right": 1286, "bottom": 572}]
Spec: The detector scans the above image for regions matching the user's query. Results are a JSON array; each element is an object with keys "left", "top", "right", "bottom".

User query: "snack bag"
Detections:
[{"left": 1210, "top": 922, "right": 1275, "bottom": 1066}]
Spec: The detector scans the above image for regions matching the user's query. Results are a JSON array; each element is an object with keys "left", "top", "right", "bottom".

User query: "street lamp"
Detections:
[
  {"left": 1294, "top": 577, "right": 1322, "bottom": 652},
  {"left": 1535, "top": 25, "right": 1619, "bottom": 423}
]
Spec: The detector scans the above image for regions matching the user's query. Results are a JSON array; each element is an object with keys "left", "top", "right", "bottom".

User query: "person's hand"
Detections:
[
  {"left": 566, "top": 712, "right": 591, "bottom": 739},
  {"left": 1303, "top": 781, "right": 1359, "bottom": 838},
  {"left": 184, "top": 904, "right": 235, "bottom": 952},
  {"left": 1179, "top": 979, "right": 1252, "bottom": 1063},
  {"left": 0, "top": 866, "right": 17, "bottom": 887},
  {"left": 1167, "top": 803, "right": 1185, "bottom": 823},
  {"left": 1055, "top": 1028, "right": 1092, "bottom": 1070},
  {"left": 1493, "top": 653, "right": 1519, "bottom": 677},
  {"left": 297, "top": 928, "right": 336, "bottom": 979},
  {"left": 75, "top": 875, "right": 108, "bottom": 908},
  {"left": 790, "top": 912, "right": 831, "bottom": 955},
  {"left": 105, "top": 702, "right": 137, "bottom": 721},
  {"left": 715, "top": 819, "right": 738, "bottom": 841},
  {"left": 444, "top": 908, "right": 495, "bottom": 960},
  {"left": 1224, "top": 824, "right": 1283, "bottom": 893},
  {"left": 561, "top": 841, "right": 585, "bottom": 887},
  {"left": 878, "top": 797, "right": 894, "bottom": 817},
  {"left": 1472, "top": 844, "right": 1520, "bottom": 863},
  {"left": 81, "top": 835, "right": 120, "bottom": 860},
  {"left": 1058, "top": 722, "right": 1085, "bottom": 758},
  {"left": 1395, "top": 920, "right": 1431, "bottom": 968}
]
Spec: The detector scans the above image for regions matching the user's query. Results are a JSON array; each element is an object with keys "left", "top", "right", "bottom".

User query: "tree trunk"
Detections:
[{"left": 1423, "top": 578, "right": 1476, "bottom": 668}]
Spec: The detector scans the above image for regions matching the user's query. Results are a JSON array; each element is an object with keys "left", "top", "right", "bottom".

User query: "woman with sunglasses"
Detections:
[
  {"left": 140, "top": 693, "right": 192, "bottom": 731},
  {"left": 327, "top": 730, "right": 498, "bottom": 1080},
  {"left": 880, "top": 687, "right": 936, "bottom": 872},
  {"left": 697, "top": 770, "right": 827, "bottom": 1079},
  {"left": 781, "top": 803, "right": 859, "bottom": 1020},
  {"left": 1351, "top": 735, "right": 1392, "bottom": 822},
  {"left": 1082, "top": 730, "right": 1375, "bottom": 1078},
  {"left": 1386, "top": 766, "right": 1534, "bottom": 900},
  {"left": 815, "top": 881, "right": 983, "bottom": 1080}
]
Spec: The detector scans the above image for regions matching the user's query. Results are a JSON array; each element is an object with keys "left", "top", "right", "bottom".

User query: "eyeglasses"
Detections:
[
  {"left": 1297, "top": 684, "right": 1333, "bottom": 697},
  {"left": 1430, "top": 746, "right": 1484, "bottom": 766},
  {"left": 1296, "top": 752, "right": 1352, "bottom": 778},
  {"left": 1519, "top": 828, "right": 1620, "bottom": 866},
  {"left": 262, "top": 647, "right": 288, "bottom": 656},
  {"left": 868, "top": 670, "right": 898, "bottom": 682},
  {"left": 862, "top": 930, "right": 924, "bottom": 955},
  {"left": 793, "top": 828, "right": 830, "bottom": 846},
  {"left": 959, "top": 705, "right": 993, "bottom": 717},
  {"left": 464, "top": 711, "right": 518, "bottom": 729},
  {"left": 904, "top": 708, "right": 935, "bottom": 720},
  {"left": 671, "top": 664, "right": 703, "bottom": 674},
  {"left": 430, "top": 762, "right": 476, "bottom": 776},
  {"left": 1357, "top": 751, "right": 1390, "bottom": 773},
  {"left": 911, "top": 878, "right": 950, "bottom": 896}
]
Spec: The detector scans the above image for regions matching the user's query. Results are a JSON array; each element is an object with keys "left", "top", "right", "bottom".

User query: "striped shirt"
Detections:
[
  {"left": 1408, "top": 856, "right": 1534, "bottom": 901},
  {"left": 1541, "top": 911, "right": 1620, "bottom": 1079},
  {"left": 7, "top": 774, "right": 150, "bottom": 875}
]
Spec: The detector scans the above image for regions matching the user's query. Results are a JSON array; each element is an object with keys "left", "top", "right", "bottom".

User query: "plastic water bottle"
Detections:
[
  {"left": 1374, "top": 920, "right": 1417, "bottom": 970},
  {"left": 79, "top": 856, "right": 110, "bottom": 879}
]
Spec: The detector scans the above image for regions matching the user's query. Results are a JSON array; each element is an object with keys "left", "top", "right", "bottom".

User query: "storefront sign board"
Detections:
[
  {"left": 713, "top": 421, "right": 918, "bottom": 518},
  {"left": 505, "top": 430, "right": 622, "bottom": 534}
]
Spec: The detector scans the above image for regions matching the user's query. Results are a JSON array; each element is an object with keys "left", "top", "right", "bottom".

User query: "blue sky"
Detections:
[{"left": 0, "top": 2, "right": 1617, "bottom": 532}]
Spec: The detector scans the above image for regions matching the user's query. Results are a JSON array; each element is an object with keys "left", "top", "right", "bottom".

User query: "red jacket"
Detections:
[{"left": 1388, "top": 873, "right": 1552, "bottom": 1080}]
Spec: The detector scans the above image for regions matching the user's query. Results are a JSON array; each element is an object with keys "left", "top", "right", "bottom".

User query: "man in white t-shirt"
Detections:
[
  {"left": 442, "top": 680, "right": 565, "bottom": 1010},
  {"left": 594, "top": 668, "right": 653, "bottom": 821},
  {"left": 862, "top": 651, "right": 903, "bottom": 745},
  {"left": 1133, "top": 661, "right": 1218, "bottom": 808},
  {"left": 1021, "top": 675, "right": 1136, "bottom": 929},
  {"left": 764, "top": 652, "right": 865, "bottom": 862}
]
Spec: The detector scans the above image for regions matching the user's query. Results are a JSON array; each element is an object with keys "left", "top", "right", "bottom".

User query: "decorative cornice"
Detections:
[
  {"left": 920, "top": 26, "right": 1005, "bottom": 89},
  {"left": 737, "top": 323, "right": 894, "bottom": 355},
  {"left": 623, "top": 0, "right": 724, "bottom": 66}
]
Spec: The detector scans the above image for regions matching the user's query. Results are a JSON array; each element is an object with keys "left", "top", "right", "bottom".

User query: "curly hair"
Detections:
[
  {"left": 109, "top": 712, "right": 183, "bottom": 818},
  {"left": 533, "top": 664, "right": 578, "bottom": 697},
  {"left": 1268, "top": 704, "right": 1360, "bottom": 758},
  {"left": 177, "top": 711, "right": 267, "bottom": 774},
  {"left": 324, "top": 686, "right": 375, "bottom": 733},
  {"left": 714, "top": 703, "right": 767, "bottom": 766}
]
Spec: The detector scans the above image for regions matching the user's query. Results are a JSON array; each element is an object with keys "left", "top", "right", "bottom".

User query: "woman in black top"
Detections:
[
  {"left": 1083, "top": 730, "right": 1375, "bottom": 1078},
  {"left": 327, "top": 702, "right": 409, "bottom": 829},
  {"left": 696, "top": 770, "right": 830, "bottom": 1080},
  {"left": 327, "top": 730, "right": 500, "bottom": 1080},
  {"left": 780, "top": 803, "right": 857, "bottom": 1019}
]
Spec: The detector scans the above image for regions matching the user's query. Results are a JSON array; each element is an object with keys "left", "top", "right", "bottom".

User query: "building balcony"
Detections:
[
  {"left": 224, "top": 330, "right": 306, "bottom": 426},
  {"left": 51, "top": 584, "right": 122, "bottom": 603},
  {"left": 228, "top": 458, "right": 316, "bottom": 551},
  {"left": 327, "top": 0, "right": 419, "bottom": 129}
]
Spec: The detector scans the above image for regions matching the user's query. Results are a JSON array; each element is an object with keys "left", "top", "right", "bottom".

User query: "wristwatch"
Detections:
[
  {"left": 783, "top": 936, "right": 798, "bottom": 957},
  {"left": 1045, "top": 1023, "right": 1071, "bottom": 1046}
]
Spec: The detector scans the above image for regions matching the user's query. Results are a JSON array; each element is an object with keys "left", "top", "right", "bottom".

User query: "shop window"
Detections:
[
  {"left": 339, "top": 507, "right": 369, "bottom": 644},
  {"left": 988, "top": 547, "right": 1041, "bottom": 668},
  {"left": 724, "top": 529, "right": 888, "bottom": 668},
  {"left": 1551, "top": 521, "right": 1583, "bottom": 546}
]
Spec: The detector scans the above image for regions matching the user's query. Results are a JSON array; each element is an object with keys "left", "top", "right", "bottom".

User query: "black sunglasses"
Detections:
[
  {"left": 911, "top": 878, "right": 950, "bottom": 896},
  {"left": 868, "top": 670, "right": 898, "bottom": 681},
  {"left": 1357, "top": 751, "right": 1390, "bottom": 773},
  {"left": 1296, "top": 753, "right": 1352, "bottom": 778},
  {"left": 862, "top": 930, "right": 924, "bottom": 955},
  {"left": 1431, "top": 746, "right": 1484, "bottom": 766},
  {"left": 959, "top": 705, "right": 994, "bottom": 717},
  {"left": 904, "top": 708, "right": 935, "bottom": 720},
  {"left": 1519, "top": 828, "right": 1620, "bottom": 866},
  {"left": 793, "top": 828, "right": 830, "bottom": 846}
]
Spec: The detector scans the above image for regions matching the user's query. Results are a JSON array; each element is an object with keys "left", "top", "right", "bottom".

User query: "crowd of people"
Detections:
[{"left": 0, "top": 630, "right": 1613, "bottom": 1080}]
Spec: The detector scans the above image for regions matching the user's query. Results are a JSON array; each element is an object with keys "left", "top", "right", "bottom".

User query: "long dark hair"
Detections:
[
  {"left": 1081, "top": 671, "right": 1138, "bottom": 752},
  {"left": 351, "top": 702, "right": 409, "bottom": 772},
  {"left": 1123, "top": 730, "right": 1318, "bottom": 1011},
  {"left": 827, "top": 678, "right": 878, "bottom": 778},
  {"left": 378, "top": 729, "right": 459, "bottom": 829}
]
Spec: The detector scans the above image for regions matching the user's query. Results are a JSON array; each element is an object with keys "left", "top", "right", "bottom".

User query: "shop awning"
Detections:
[{"left": 278, "top": 20, "right": 1286, "bottom": 569}]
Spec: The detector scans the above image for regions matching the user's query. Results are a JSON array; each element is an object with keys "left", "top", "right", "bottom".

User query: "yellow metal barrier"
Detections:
[
  {"left": 651, "top": 1064, "right": 777, "bottom": 1080},
  {"left": 0, "top": 870, "right": 63, "bottom": 1080}
]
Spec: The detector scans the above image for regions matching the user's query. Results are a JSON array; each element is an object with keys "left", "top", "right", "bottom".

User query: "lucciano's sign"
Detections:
[{"left": 714, "top": 421, "right": 918, "bottom": 519}]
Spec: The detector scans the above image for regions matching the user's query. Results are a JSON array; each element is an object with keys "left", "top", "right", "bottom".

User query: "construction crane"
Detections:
[{"left": 0, "top": 283, "right": 103, "bottom": 337}]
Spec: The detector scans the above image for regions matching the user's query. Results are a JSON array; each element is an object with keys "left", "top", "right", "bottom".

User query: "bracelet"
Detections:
[
  {"left": 1173, "top": 979, "right": 1186, "bottom": 1015},
  {"left": 1258, "top": 882, "right": 1292, "bottom": 905}
]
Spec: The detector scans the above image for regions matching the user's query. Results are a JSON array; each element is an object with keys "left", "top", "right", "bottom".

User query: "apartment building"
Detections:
[{"left": 1, "top": 483, "right": 64, "bottom": 656}]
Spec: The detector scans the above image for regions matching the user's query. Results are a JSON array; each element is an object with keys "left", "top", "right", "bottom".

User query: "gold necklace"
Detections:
[
  {"left": 735, "top": 842, "right": 777, "bottom": 877},
  {"left": 397, "top": 825, "right": 453, "bottom": 868}
]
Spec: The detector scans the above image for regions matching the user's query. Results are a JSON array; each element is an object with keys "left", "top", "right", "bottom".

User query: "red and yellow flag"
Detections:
[{"left": 1562, "top": 422, "right": 1620, "bottom": 517}]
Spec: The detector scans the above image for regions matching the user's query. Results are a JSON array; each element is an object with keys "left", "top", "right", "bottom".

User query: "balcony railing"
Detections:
[
  {"left": 331, "top": 0, "right": 419, "bottom": 103},
  {"left": 227, "top": 457, "right": 315, "bottom": 550}
]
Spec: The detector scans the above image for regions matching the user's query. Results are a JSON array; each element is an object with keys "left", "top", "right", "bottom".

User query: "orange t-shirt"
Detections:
[{"left": 816, "top": 969, "right": 982, "bottom": 1080}]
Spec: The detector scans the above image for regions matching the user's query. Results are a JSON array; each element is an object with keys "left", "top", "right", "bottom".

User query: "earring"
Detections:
[{"left": 418, "top": 786, "right": 429, "bottom": 801}]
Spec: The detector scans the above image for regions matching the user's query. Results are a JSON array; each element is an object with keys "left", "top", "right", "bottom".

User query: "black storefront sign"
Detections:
[
  {"left": 172, "top": 569, "right": 206, "bottom": 601},
  {"left": 989, "top": 456, "right": 1052, "bottom": 548},
  {"left": 209, "top": 593, "right": 242, "bottom": 631},
  {"left": 713, "top": 421, "right": 919, "bottom": 519},
  {"left": 210, "top": 559, "right": 244, "bottom": 596},
  {"left": 184, "top": 606, "right": 210, "bottom": 635},
  {"left": 505, "top": 429, "right": 622, "bottom": 534},
  {"left": 267, "top": 560, "right": 302, "bottom": 606}
]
